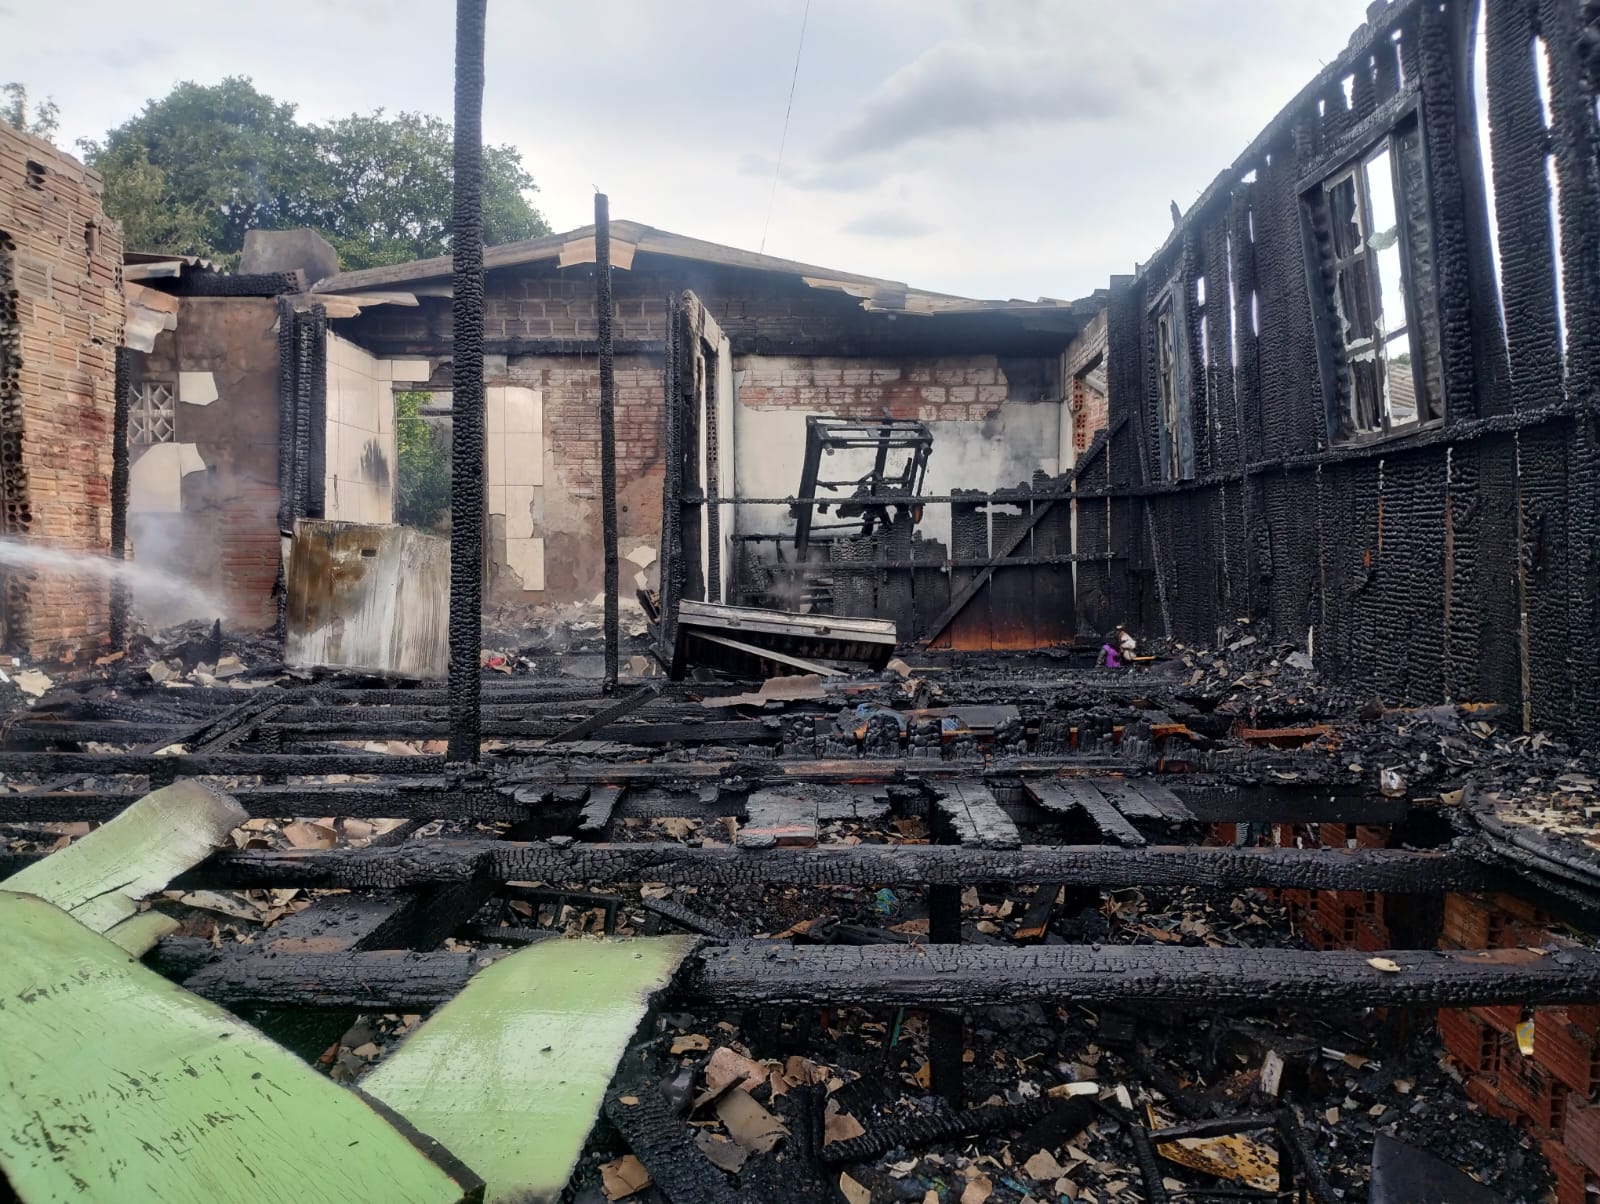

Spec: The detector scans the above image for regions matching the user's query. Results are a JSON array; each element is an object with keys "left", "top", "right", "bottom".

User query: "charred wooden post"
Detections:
[
  {"left": 272, "top": 295, "right": 296, "bottom": 640},
  {"left": 596, "top": 192, "right": 620, "bottom": 694},
  {"left": 447, "top": 0, "right": 487, "bottom": 763},
  {"left": 927, "top": 790, "right": 966, "bottom": 1107}
]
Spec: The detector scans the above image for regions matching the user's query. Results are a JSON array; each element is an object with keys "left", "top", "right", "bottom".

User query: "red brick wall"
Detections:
[
  {"left": 1065, "top": 310, "right": 1108, "bottom": 458},
  {"left": 0, "top": 125, "right": 123, "bottom": 658}
]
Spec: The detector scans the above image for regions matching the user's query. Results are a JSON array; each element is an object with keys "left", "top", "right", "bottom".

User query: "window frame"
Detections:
[
  {"left": 1303, "top": 111, "right": 1445, "bottom": 446},
  {"left": 1149, "top": 280, "right": 1195, "bottom": 482}
]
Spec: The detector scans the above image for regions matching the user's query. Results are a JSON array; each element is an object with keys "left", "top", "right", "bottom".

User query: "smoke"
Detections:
[{"left": 0, "top": 535, "right": 226, "bottom": 627}]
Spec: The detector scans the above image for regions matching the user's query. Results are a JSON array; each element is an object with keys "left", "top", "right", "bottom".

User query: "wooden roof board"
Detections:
[
  {"left": 361, "top": 936, "right": 695, "bottom": 1204},
  {"left": 0, "top": 890, "right": 476, "bottom": 1204}
]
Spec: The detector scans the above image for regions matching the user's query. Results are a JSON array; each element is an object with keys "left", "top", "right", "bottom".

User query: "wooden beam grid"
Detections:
[{"left": 8, "top": 676, "right": 1595, "bottom": 1069}]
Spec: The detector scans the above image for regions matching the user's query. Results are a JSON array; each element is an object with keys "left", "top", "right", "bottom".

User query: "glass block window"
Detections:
[{"left": 130, "top": 381, "right": 176, "bottom": 446}]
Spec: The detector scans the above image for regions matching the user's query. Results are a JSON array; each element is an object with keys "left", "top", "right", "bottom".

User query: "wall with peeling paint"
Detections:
[{"left": 130, "top": 297, "right": 282, "bottom": 628}]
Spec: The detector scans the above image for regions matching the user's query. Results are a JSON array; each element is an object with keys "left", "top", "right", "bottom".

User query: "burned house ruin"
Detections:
[{"left": 3, "top": 0, "right": 1600, "bottom": 1200}]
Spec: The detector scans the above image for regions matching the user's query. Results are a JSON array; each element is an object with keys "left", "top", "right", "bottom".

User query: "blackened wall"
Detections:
[{"left": 1091, "top": 0, "right": 1600, "bottom": 737}]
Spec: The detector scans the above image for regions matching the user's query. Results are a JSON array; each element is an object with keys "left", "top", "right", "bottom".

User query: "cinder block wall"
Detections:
[{"left": 0, "top": 125, "right": 123, "bottom": 658}]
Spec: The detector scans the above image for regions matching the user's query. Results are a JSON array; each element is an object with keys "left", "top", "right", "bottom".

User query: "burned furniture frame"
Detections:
[{"left": 789, "top": 415, "right": 932, "bottom": 561}]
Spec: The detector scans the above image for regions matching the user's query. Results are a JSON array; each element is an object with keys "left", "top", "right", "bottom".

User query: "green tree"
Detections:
[
  {"left": 82, "top": 78, "right": 549, "bottom": 269},
  {"left": 312, "top": 111, "right": 546, "bottom": 268},
  {"left": 395, "top": 391, "right": 451, "bottom": 532},
  {"left": 2, "top": 83, "right": 60, "bottom": 142}
]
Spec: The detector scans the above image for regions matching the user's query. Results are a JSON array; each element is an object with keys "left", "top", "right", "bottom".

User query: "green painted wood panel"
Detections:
[
  {"left": 364, "top": 936, "right": 694, "bottom": 1203},
  {"left": 0, "top": 890, "right": 472, "bottom": 1204}
]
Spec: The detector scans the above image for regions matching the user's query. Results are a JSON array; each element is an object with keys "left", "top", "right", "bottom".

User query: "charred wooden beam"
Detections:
[
  {"left": 177, "top": 941, "right": 1600, "bottom": 1012},
  {"left": 171, "top": 839, "right": 1500, "bottom": 893},
  {"left": 690, "top": 943, "right": 1600, "bottom": 1009},
  {"left": 0, "top": 752, "right": 449, "bottom": 777},
  {"left": 0, "top": 782, "right": 524, "bottom": 822}
]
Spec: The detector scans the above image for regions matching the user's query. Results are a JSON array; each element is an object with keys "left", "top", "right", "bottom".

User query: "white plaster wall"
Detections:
[
  {"left": 732, "top": 371, "right": 1062, "bottom": 548},
  {"left": 486, "top": 384, "right": 546, "bottom": 591},
  {"left": 129, "top": 442, "right": 207, "bottom": 514},
  {"left": 325, "top": 333, "right": 396, "bottom": 525}
]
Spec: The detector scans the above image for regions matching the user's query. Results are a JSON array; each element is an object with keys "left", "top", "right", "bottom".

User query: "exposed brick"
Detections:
[
  {"left": 1440, "top": 1008, "right": 1503, "bottom": 1075},
  {"left": 1, "top": 123, "right": 123, "bottom": 657},
  {"left": 1566, "top": 1098, "right": 1600, "bottom": 1176}
]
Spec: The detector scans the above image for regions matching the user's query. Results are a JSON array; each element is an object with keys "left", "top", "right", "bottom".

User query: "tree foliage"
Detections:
[
  {"left": 2, "top": 83, "right": 60, "bottom": 142},
  {"left": 395, "top": 392, "right": 451, "bottom": 532},
  {"left": 81, "top": 78, "right": 549, "bottom": 270}
]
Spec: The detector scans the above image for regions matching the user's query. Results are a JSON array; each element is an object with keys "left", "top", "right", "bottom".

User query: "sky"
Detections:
[{"left": 1, "top": 0, "right": 1377, "bottom": 301}]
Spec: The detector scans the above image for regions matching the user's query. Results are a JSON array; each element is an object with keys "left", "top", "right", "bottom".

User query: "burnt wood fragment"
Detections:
[
  {"left": 822, "top": 1094, "right": 1059, "bottom": 1166},
  {"left": 601, "top": 1089, "right": 744, "bottom": 1204},
  {"left": 933, "top": 782, "right": 1022, "bottom": 849},
  {"left": 1025, "top": 780, "right": 1146, "bottom": 846}
]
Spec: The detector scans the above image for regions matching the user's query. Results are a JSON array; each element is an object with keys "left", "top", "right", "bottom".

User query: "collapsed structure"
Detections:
[{"left": 3, "top": 0, "right": 1600, "bottom": 1200}]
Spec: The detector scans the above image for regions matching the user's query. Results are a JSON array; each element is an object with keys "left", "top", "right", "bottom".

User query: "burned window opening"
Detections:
[
  {"left": 1307, "top": 119, "right": 1444, "bottom": 442},
  {"left": 1152, "top": 284, "right": 1195, "bottom": 482}
]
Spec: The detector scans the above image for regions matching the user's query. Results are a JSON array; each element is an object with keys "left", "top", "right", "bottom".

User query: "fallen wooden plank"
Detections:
[
  {"left": 171, "top": 839, "right": 1501, "bottom": 894},
  {"left": 1, "top": 779, "right": 246, "bottom": 932},
  {"left": 1123, "top": 777, "right": 1194, "bottom": 822},
  {"left": 739, "top": 787, "right": 820, "bottom": 848},
  {"left": 0, "top": 891, "right": 478, "bottom": 1204},
  {"left": 1025, "top": 780, "right": 1146, "bottom": 846},
  {"left": 177, "top": 940, "right": 1600, "bottom": 1012},
  {"left": 578, "top": 785, "right": 624, "bottom": 837},
  {"left": 0, "top": 781, "right": 530, "bottom": 822},
  {"left": 1094, "top": 778, "right": 1166, "bottom": 823},
  {"left": 363, "top": 936, "right": 694, "bottom": 1204},
  {"left": 933, "top": 782, "right": 1022, "bottom": 849},
  {"left": 547, "top": 683, "right": 662, "bottom": 743}
]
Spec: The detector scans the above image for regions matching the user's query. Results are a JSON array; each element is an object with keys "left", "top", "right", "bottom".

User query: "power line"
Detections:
[{"left": 759, "top": 0, "right": 811, "bottom": 255}]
